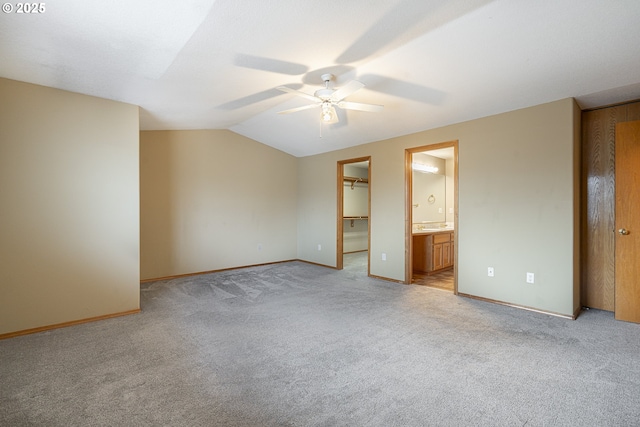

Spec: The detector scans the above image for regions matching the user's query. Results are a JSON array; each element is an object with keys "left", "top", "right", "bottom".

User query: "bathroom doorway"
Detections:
[
  {"left": 337, "top": 157, "right": 370, "bottom": 275},
  {"left": 405, "top": 142, "right": 457, "bottom": 292}
]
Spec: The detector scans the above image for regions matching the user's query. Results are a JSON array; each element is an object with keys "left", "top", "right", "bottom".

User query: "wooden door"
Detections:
[{"left": 615, "top": 121, "right": 640, "bottom": 323}]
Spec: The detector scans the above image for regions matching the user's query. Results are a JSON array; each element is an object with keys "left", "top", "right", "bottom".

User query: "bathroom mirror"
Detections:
[
  {"left": 412, "top": 151, "right": 450, "bottom": 225},
  {"left": 412, "top": 170, "right": 446, "bottom": 223}
]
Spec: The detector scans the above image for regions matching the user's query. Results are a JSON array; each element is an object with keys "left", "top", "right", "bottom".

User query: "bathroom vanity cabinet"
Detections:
[{"left": 413, "top": 231, "right": 454, "bottom": 274}]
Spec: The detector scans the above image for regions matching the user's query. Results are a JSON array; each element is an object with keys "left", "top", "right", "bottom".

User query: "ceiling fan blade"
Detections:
[
  {"left": 235, "top": 53, "right": 308, "bottom": 75},
  {"left": 277, "top": 103, "right": 320, "bottom": 114},
  {"left": 277, "top": 86, "right": 319, "bottom": 103},
  {"left": 330, "top": 80, "right": 365, "bottom": 102},
  {"left": 337, "top": 101, "right": 384, "bottom": 113}
]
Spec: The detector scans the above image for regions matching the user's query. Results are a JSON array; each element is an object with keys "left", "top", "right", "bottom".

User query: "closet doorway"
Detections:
[
  {"left": 405, "top": 142, "right": 458, "bottom": 292},
  {"left": 337, "top": 157, "right": 371, "bottom": 275}
]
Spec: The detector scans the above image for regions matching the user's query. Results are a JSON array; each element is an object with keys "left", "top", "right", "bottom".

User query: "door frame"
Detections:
[
  {"left": 337, "top": 156, "right": 371, "bottom": 272},
  {"left": 405, "top": 141, "right": 459, "bottom": 290}
]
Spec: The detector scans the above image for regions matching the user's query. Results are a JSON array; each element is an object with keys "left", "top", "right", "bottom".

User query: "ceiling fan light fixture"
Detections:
[
  {"left": 321, "top": 102, "right": 333, "bottom": 122},
  {"left": 315, "top": 88, "right": 333, "bottom": 100}
]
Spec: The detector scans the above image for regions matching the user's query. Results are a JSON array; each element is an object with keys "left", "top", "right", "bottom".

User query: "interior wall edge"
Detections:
[
  {"left": 140, "top": 259, "right": 298, "bottom": 284},
  {"left": 0, "top": 309, "right": 141, "bottom": 341},
  {"left": 458, "top": 293, "right": 576, "bottom": 320}
]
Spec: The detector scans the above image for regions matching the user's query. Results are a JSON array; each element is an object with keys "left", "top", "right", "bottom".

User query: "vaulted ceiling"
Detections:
[{"left": 2, "top": 0, "right": 640, "bottom": 156}]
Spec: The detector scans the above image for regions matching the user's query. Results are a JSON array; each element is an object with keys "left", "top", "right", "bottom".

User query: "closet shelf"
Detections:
[
  {"left": 343, "top": 216, "right": 369, "bottom": 220},
  {"left": 343, "top": 176, "right": 369, "bottom": 184},
  {"left": 344, "top": 176, "right": 368, "bottom": 190}
]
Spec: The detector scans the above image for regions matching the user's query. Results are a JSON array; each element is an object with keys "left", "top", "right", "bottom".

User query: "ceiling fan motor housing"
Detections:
[
  {"left": 315, "top": 73, "right": 336, "bottom": 100},
  {"left": 314, "top": 88, "right": 334, "bottom": 100},
  {"left": 321, "top": 73, "right": 334, "bottom": 84}
]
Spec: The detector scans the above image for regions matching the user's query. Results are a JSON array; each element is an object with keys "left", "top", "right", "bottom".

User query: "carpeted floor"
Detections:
[{"left": 1, "top": 260, "right": 639, "bottom": 426}]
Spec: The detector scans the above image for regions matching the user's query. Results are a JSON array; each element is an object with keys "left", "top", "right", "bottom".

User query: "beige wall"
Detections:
[
  {"left": 297, "top": 98, "right": 580, "bottom": 317},
  {"left": 0, "top": 79, "right": 579, "bottom": 336},
  {"left": 0, "top": 78, "right": 140, "bottom": 335},
  {"left": 445, "top": 157, "right": 455, "bottom": 224},
  {"left": 140, "top": 130, "right": 298, "bottom": 280}
]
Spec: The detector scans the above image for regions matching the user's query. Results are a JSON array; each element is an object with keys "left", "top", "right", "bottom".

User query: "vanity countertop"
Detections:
[{"left": 412, "top": 227, "right": 454, "bottom": 235}]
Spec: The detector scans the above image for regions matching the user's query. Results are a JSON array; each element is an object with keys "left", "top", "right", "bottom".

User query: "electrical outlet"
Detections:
[
  {"left": 257, "top": 244, "right": 262, "bottom": 251},
  {"left": 381, "top": 253, "right": 387, "bottom": 261},
  {"left": 488, "top": 267, "right": 494, "bottom": 277},
  {"left": 317, "top": 244, "right": 322, "bottom": 251},
  {"left": 438, "top": 207, "right": 443, "bottom": 213},
  {"left": 526, "top": 272, "right": 535, "bottom": 284}
]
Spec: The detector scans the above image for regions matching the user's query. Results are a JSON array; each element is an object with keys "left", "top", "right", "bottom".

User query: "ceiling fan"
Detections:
[{"left": 276, "top": 74, "right": 383, "bottom": 124}]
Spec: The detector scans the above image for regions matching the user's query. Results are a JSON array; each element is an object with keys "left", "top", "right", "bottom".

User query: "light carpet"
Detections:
[{"left": 1, "top": 259, "right": 639, "bottom": 426}]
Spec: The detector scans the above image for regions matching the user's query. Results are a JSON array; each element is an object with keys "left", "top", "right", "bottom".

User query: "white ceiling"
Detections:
[
  {"left": 2, "top": 0, "right": 640, "bottom": 157},
  {"left": 416, "top": 147, "right": 454, "bottom": 160}
]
